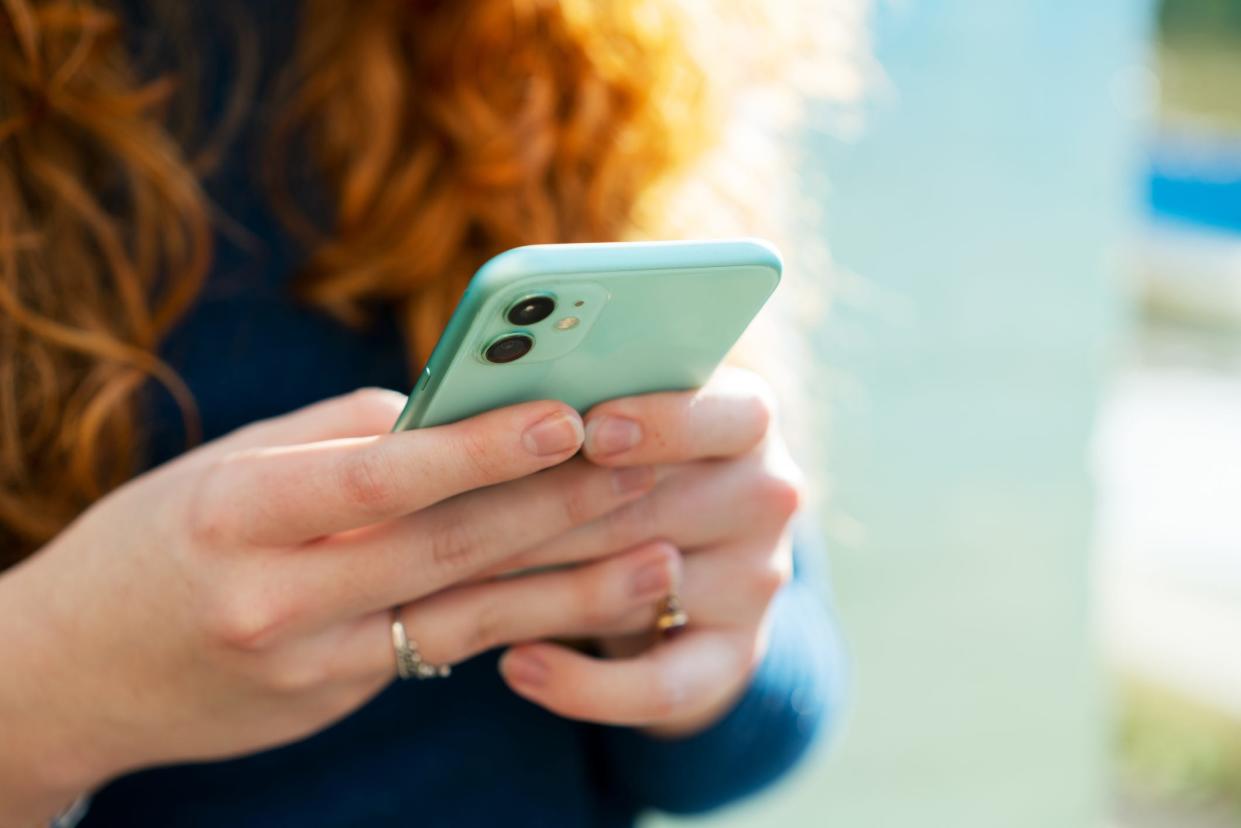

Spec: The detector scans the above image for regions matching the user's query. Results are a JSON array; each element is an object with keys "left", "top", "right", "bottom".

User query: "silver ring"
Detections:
[{"left": 390, "top": 609, "right": 451, "bottom": 680}]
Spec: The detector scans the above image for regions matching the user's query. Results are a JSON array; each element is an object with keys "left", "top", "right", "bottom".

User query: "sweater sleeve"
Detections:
[{"left": 595, "top": 524, "right": 846, "bottom": 816}]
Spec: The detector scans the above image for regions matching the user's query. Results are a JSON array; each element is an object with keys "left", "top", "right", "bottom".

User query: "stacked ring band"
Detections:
[{"left": 390, "top": 610, "right": 452, "bottom": 680}]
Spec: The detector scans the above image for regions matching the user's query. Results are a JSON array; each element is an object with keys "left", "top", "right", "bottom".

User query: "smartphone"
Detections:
[{"left": 391, "top": 238, "right": 781, "bottom": 431}]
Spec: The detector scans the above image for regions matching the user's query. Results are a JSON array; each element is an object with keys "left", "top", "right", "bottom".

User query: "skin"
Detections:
[{"left": 0, "top": 367, "right": 802, "bottom": 826}]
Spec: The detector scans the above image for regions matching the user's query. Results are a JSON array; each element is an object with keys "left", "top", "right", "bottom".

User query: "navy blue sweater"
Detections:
[{"left": 77, "top": 4, "right": 843, "bottom": 825}]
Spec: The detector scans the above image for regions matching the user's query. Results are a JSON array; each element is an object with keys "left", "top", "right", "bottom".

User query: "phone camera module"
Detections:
[
  {"left": 506, "top": 295, "right": 556, "bottom": 326},
  {"left": 484, "top": 334, "right": 534, "bottom": 364}
]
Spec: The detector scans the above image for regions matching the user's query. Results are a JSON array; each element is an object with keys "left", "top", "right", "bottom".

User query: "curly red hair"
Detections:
[{"left": 0, "top": 0, "right": 864, "bottom": 566}]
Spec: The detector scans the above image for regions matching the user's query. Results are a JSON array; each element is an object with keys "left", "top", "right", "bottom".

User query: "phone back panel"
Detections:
[{"left": 392, "top": 239, "right": 781, "bottom": 430}]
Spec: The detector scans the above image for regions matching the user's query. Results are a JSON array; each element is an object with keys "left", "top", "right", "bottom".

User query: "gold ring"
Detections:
[
  {"left": 655, "top": 593, "right": 689, "bottom": 636},
  {"left": 390, "top": 609, "right": 451, "bottom": 680}
]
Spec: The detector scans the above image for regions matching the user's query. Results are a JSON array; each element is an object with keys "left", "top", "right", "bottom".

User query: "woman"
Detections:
[{"left": 0, "top": 1, "right": 850, "bottom": 825}]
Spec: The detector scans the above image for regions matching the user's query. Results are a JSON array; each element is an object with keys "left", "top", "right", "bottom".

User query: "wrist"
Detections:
[
  {"left": 0, "top": 684, "right": 94, "bottom": 828},
  {"left": 0, "top": 557, "right": 111, "bottom": 825},
  {"left": 0, "top": 784, "right": 84, "bottom": 828}
]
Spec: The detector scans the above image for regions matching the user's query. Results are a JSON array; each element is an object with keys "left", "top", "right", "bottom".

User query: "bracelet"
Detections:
[{"left": 51, "top": 795, "right": 89, "bottom": 828}]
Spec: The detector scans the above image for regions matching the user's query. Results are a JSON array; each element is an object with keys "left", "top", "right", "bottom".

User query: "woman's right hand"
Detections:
[{"left": 0, "top": 389, "right": 676, "bottom": 824}]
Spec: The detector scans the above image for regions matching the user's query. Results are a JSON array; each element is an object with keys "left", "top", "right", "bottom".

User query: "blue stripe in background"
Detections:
[{"left": 1148, "top": 133, "right": 1241, "bottom": 233}]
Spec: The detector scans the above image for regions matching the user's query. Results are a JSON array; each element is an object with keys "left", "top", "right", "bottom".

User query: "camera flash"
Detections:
[{"left": 554, "top": 316, "right": 580, "bottom": 331}]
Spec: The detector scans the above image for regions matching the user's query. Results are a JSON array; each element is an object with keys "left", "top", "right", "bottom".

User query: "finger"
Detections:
[
  {"left": 336, "top": 542, "right": 681, "bottom": 678},
  {"left": 202, "top": 400, "right": 585, "bottom": 546},
  {"left": 281, "top": 457, "right": 658, "bottom": 621},
  {"left": 601, "top": 537, "right": 792, "bottom": 635},
  {"left": 237, "top": 388, "right": 409, "bottom": 446},
  {"left": 498, "top": 630, "right": 752, "bottom": 726},
  {"left": 582, "top": 366, "right": 773, "bottom": 466},
  {"left": 679, "top": 536, "right": 791, "bottom": 624},
  {"left": 492, "top": 450, "right": 799, "bottom": 576},
  {"left": 193, "top": 388, "right": 409, "bottom": 462}
]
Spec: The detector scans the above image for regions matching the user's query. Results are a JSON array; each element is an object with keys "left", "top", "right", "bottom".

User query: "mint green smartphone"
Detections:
[{"left": 391, "top": 238, "right": 781, "bottom": 431}]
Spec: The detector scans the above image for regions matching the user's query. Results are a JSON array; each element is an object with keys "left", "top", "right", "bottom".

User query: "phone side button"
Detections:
[{"left": 416, "top": 367, "right": 432, "bottom": 390}]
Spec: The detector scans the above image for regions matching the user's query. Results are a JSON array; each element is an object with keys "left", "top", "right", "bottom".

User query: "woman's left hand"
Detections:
[{"left": 495, "top": 367, "right": 806, "bottom": 737}]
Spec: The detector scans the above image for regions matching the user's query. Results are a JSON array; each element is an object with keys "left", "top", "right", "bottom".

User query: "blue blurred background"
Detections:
[{"left": 649, "top": 1, "right": 1241, "bottom": 825}]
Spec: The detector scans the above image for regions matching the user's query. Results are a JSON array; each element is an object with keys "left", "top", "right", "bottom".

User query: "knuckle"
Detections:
[
  {"left": 202, "top": 580, "right": 291, "bottom": 652},
  {"left": 336, "top": 447, "right": 398, "bottom": 515},
  {"left": 456, "top": 423, "right": 505, "bottom": 482},
  {"left": 461, "top": 599, "right": 506, "bottom": 657},
  {"left": 616, "top": 490, "right": 661, "bottom": 541},
  {"left": 427, "top": 518, "right": 483, "bottom": 574},
  {"left": 749, "top": 559, "right": 790, "bottom": 606},
  {"left": 754, "top": 469, "right": 804, "bottom": 523},
  {"left": 558, "top": 471, "right": 602, "bottom": 528},
  {"left": 572, "top": 572, "right": 614, "bottom": 630}
]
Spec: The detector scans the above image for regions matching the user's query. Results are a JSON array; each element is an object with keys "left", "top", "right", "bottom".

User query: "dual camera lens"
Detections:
[
  {"left": 484, "top": 295, "right": 557, "bottom": 364},
  {"left": 484, "top": 334, "right": 533, "bottom": 364},
  {"left": 506, "top": 295, "right": 556, "bottom": 326}
]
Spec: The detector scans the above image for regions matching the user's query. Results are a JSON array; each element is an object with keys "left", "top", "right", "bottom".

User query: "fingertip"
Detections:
[
  {"left": 499, "top": 645, "right": 552, "bottom": 694},
  {"left": 501, "top": 642, "right": 580, "bottom": 699},
  {"left": 582, "top": 413, "right": 644, "bottom": 463},
  {"left": 516, "top": 402, "right": 584, "bottom": 459}
]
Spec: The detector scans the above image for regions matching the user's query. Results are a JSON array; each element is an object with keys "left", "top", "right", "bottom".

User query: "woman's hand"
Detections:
[
  {"left": 0, "top": 389, "right": 680, "bottom": 824},
  {"left": 496, "top": 367, "right": 806, "bottom": 737}
]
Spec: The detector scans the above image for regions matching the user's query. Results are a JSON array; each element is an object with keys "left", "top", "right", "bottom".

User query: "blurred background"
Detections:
[{"left": 649, "top": 1, "right": 1241, "bottom": 826}]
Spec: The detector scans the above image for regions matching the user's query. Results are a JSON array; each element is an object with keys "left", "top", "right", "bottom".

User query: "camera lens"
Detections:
[
  {"left": 506, "top": 295, "right": 556, "bottom": 326},
  {"left": 484, "top": 334, "right": 534, "bottom": 364}
]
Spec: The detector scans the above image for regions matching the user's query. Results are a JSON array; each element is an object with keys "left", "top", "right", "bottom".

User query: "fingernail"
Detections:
[
  {"left": 630, "top": 553, "right": 673, "bottom": 600},
  {"left": 522, "top": 412, "right": 584, "bottom": 456},
  {"left": 502, "top": 651, "right": 548, "bottom": 689},
  {"left": 611, "top": 465, "right": 654, "bottom": 495},
  {"left": 586, "top": 416, "right": 643, "bottom": 456}
]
